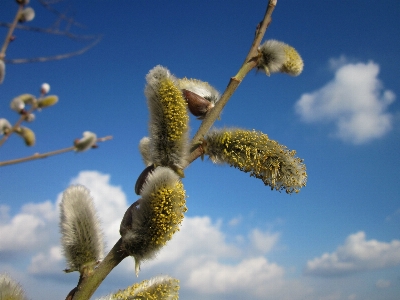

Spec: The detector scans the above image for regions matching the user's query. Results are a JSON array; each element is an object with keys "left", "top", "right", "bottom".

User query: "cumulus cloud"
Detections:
[
  {"left": 2, "top": 170, "right": 303, "bottom": 300},
  {"left": 295, "top": 59, "right": 395, "bottom": 144},
  {"left": 304, "top": 231, "right": 400, "bottom": 277},
  {"left": 0, "top": 201, "right": 56, "bottom": 254}
]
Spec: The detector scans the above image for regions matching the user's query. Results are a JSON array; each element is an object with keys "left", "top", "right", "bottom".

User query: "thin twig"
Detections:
[
  {"left": 4, "top": 36, "right": 102, "bottom": 64},
  {"left": 0, "top": 3, "right": 24, "bottom": 60},
  {"left": 186, "top": 0, "right": 277, "bottom": 166},
  {"left": 0, "top": 136, "right": 113, "bottom": 167}
]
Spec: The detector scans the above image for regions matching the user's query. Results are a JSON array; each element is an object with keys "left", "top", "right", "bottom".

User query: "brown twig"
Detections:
[
  {"left": 186, "top": 0, "right": 277, "bottom": 166},
  {"left": 0, "top": 3, "right": 24, "bottom": 60},
  {"left": 4, "top": 35, "right": 102, "bottom": 64},
  {"left": 0, "top": 136, "right": 113, "bottom": 167}
]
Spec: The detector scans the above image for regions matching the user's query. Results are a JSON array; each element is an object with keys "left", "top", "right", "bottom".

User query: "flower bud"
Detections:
[
  {"left": 20, "top": 93, "right": 36, "bottom": 105},
  {"left": 24, "top": 113, "right": 35, "bottom": 122},
  {"left": 10, "top": 96, "right": 25, "bottom": 113},
  {"left": 0, "top": 273, "right": 27, "bottom": 300},
  {"left": 145, "top": 65, "right": 189, "bottom": 170},
  {"left": 74, "top": 131, "right": 97, "bottom": 152},
  {"left": 134, "top": 164, "right": 155, "bottom": 195},
  {"left": 60, "top": 185, "right": 105, "bottom": 273},
  {"left": 18, "top": 7, "right": 35, "bottom": 23},
  {"left": 204, "top": 128, "right": 307, "bottom": 193},
  {"left": 97, "top": 275, "right": 179, "bottom": 300},
  {"left": 178, "top": 78, "right": 220, "bottom": 119},
  {"left": 40, "top": 83, "right": 50, "bottom": 95},
  {"left": 120, "top": 167, "right": 187, "bottom": 276},
  {"left": 258, "top": 40, "right": 303, "bottom": 76},
  {"left": 38, "top": 95, "right": 58, "bottom": 108},
  {"left": 0, "top": 118, "right": 12, "bottom": 135},
  {"left": 15, "top": 126, "right": 35, "bottom": 146},
  {"left": 0, "top": 60, "right": 5, "bottom": 84},
  {"left": 139, "top": 136, "right": 153, "bottom": 166}
]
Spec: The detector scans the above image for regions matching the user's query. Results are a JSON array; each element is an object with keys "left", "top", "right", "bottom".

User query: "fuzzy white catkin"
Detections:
[
  {"left": 0, "top": 273, "right": 27, "bottom": 300},
  {"left": 144, "top": 65, "right": 189, "bottom": 169},
  {"left": 75, "top": 131, "right": 97, "bottom": 152},
  {"left": 139, "top": 137, "right": 153, "bottom": 166},
  {"left": 0, "top": 118, "right": 11, "bottom": 135},
  {"left": 178, "top": 78, "right": 220, "bottom": 104},
  {"left": 60, "top": 185, "right": 104, "bottom": 272}
]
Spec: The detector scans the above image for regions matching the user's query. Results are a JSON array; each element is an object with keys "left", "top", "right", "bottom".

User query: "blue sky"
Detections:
[{"left": 1, "top": 0, "right": 400, "bottom": 299}]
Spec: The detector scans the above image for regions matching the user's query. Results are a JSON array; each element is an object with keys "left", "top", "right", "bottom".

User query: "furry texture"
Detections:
[
  {"left": 0, "top": 273, "right": 27, "bottom": 300},
  {"left": 37, "top": 95, "right": 58, "bottom": 108},
  {"left": 120, "top": 167, "right": 187, "bottom": 275},
  {"left": 204, "top": 128, "right": 307, "bottom": 194},
  {"left": 178, "top": 78, "right": 220, "bottom": 105},
  {"left": 139, "top": 137, "right": 153, "bottom": 166},
  {"left": 144, "top": 65, "right": 189, "bottom": 170},
  {"left": 60, "top": 185, "right": 104, "bottom": 272},
  {"left": 258, "top": 40, "right": 303, "bottom": 76},
  {"left": 258, "top": 40, "right": 286, "bottom": 75},
  {"left": 0, "top": 118, "right": 11, "bottom": 135},
  {"left": 97, "top": 275, "right": 179, "bottom": 300},
  {"left": 74, "top": 131, "right": 97, "bottom": 152}
]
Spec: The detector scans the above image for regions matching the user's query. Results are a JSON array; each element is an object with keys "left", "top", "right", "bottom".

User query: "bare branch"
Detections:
[
  {"left": 4, "top": 35, "right": 102, "bottom": 64},
  {"left": 0, "top": 135, "right": 113, "bottom": 167}
]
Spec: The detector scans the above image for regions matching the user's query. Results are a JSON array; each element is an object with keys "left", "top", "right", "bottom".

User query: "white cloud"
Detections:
[
  {"left": 295, "top": 59, "right": 395, "bottom": 144},
  {"left": 0, "top": 201, "right": 56, "bottom": 253},
  {"left": 375, "top": 279, "right": 391, "bottom": 289},
  {"left": 304, "top": 231, "right": 400, "bottom": 277},
  {"left": 249, "top": 229, "right": 280, "bottom": 255}
]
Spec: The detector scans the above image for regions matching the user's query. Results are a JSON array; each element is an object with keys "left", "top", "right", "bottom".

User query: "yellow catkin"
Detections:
[
  {"left": 204, "top": 129, "right": 307, "bottom": 193},
  {"left": 148, "top": 181, "right": 187, "bottom": 246},
  {"left": 158, "top": 79, "right": 189, "bottom": 142},
  {"left": 282, "top": 45, "right": 303, "bottom": 76},
  {"left": 112, "top": 277, "right": 179, "bottom": 300}
]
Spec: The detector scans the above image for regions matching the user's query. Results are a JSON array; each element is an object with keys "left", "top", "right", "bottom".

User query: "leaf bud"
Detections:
[
  {"left": 134, "top": 164, "right": 155, "bottom": 195},
  {"left": 40, "top": 83, "right": 50, "bottom": 95}
]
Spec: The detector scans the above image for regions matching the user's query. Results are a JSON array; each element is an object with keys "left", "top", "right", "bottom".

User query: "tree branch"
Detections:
[
  {"left": 69, "top": 1, "right": 278, "bottom": 299},
  {"left": 186, "top": 0, "right": 277, "bottom": 166},
  {"left": 0, "top": 135, "right": 113, "bottom": 167},
  {"left": 0, "top": 3, "right": 24, "bottom": 60},
  {"left": 72, "top": 238, "right": 128, "bottom": 300},
  {"left": 4, "top": 35, "right": 102, "bottom": 64}
]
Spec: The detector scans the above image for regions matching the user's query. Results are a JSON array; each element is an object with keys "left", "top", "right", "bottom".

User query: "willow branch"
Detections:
[
  {"left": 0, "top": 3, "right": 23, "bottom": 60},
  {"left": 0, "top": 22, "right": 101, "bottom": 41},
  {"left": 4, "top": 36, "right": 102, "bottom": 64},
  {"left": 0, "top": 135, "right": 112, "bottom": 167},
  {"left": 186, "top": 0, "right": 277, "bottom": 166},
  {"left": 67, "top": 2, "right": 277, "bottom": 299},
  {"left": 72, "top": 238, "right": 128, "bottom": 300}
]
